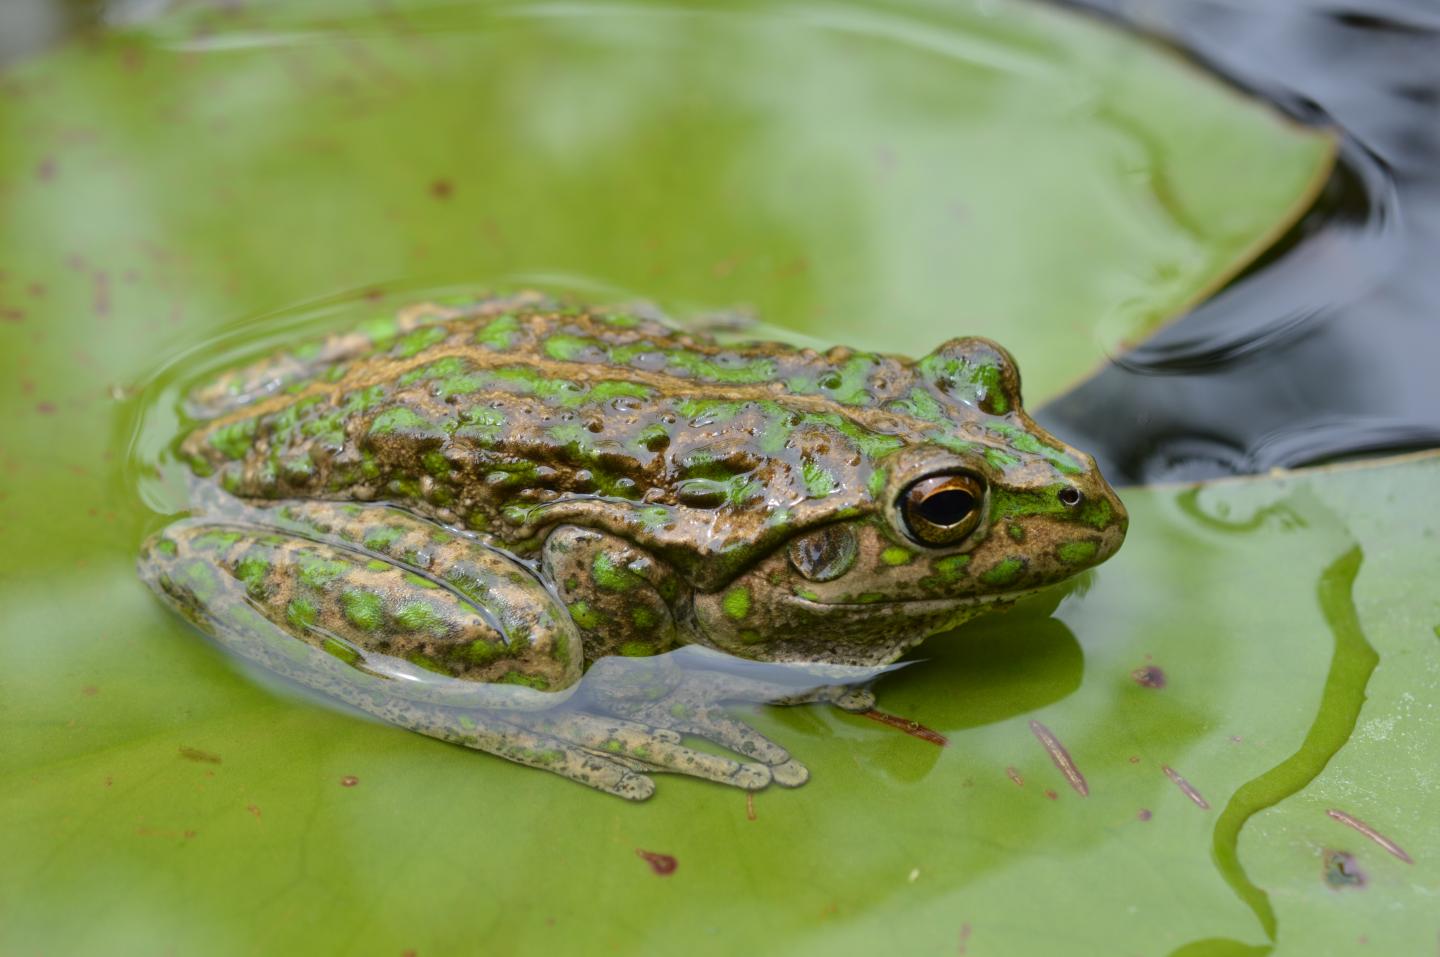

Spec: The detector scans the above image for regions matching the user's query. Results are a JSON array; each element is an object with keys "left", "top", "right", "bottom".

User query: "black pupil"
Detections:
[
  {"left": 918, "top": 489, "right": 975, "bottom": 527},
  {"left": 1059, "top": 488, "right": 1082, "bottom": 507}
]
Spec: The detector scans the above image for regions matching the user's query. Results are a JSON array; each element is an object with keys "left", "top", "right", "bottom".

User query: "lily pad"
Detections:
[{"left": 3, "top": 2, "right": 1415, "bottom": 956}]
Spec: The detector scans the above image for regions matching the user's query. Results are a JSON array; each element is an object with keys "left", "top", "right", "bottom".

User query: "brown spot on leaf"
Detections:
[
  {"left": 1162, "top": 765, "right": 1209, "bottom": 809},
  {"left": 34, "top": 402, "right": 56, "bottom": 415},
  {"left": 859, "top": 709, "right": 948, "bottom": 746},
  {"left": 1044, "top": 789, "right": 1058, "bottom": 800},
  {"left": 1323, "top": 849, "right": 1366, "bottom": 889},
  {"left": 340, "top": 775, "right": 359, "bottom": 787},
  {"left": 1028, "top": 720, "right": 1088, "bottom": 796},
  {"left": 429, "top": 179, "right": 453, "bottom": 200},
  {"left": 246, "top": 804, "right": 262, "bottom": 820},
  {"left": 635, "top": 849, "right": 677, "bottom": 876},
  {"left": 81, "top": 685, "right": 98, "bottom": 697},
  {"left": 35, "top": 157, "right": 56, "bottom": 182},
  {"left": 1, "top": 307, "right": 24, "bottom": 323},
  {"left": 1326, "top": 808, "right": 1413, "bottom": 863},
  {"left": 745, "top": 791, "right": 756, "bottom": 821},
  {"left": 1131, "top": 665, "right": 1166, "bottom": 688},
  {"left": 1137, "top": 809, "right": 1152, "bottom": 821},
  {"left": 178, "top": 746, "right": 221, "bottom": 764},
  {"left": 1005, "top": 766, "right": 1023, "bottom": 787}
]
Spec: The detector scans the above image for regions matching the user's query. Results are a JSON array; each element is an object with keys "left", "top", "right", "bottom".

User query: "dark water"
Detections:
[{"left": 1039, "top": 0, "right": 1440, "bottom": 483}]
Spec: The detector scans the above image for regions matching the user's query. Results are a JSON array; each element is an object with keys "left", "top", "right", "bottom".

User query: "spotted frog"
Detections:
[{"left": 140, "top": 293, "right": 1127, "bottom": 799}]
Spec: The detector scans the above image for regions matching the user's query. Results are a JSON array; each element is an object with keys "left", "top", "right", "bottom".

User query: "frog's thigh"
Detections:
[
  {"left": 140, "top": 519, "right": 581, "bottom": 692},
  {"left": 541, "top": 525, "right": 681, "bottom": 663}
]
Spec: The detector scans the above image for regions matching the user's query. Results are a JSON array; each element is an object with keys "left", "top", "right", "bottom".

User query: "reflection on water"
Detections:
[{"left": 1041, "top": 0, "right": 1440, "bottom": 482}]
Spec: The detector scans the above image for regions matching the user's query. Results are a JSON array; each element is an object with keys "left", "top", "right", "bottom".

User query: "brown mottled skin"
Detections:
[{"left": 140, "top": 294, "right": 1127, "bottom": 799}]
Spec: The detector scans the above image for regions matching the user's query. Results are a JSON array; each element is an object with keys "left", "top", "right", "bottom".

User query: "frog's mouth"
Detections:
[{"left": 781, "top": 588, "right": 1042, "bottom": 615}]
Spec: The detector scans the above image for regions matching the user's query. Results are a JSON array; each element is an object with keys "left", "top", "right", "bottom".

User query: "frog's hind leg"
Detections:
[
  {"left": 185, "top": 291, "right": 552, "bottom": 418},
  {"left": 137, "top": 515, "right": 670, "bottom": 799},
  {"left": 140, "top": 502, "right": 785, "bottom": 798}
]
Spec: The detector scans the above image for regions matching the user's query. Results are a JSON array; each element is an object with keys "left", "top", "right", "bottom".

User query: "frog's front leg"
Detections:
[{"left": 543, "top": 526, "right": 813, "bottom": 785}]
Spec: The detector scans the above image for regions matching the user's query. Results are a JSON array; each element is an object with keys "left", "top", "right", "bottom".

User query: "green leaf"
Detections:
[{"left": 4, "top": 2, "right": 1414, "bottom": 956}]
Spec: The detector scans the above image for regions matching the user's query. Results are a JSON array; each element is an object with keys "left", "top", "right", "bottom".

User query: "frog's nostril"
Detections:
[{"left": 1058, "top": 487, "right": 1083, "bottom": 508}]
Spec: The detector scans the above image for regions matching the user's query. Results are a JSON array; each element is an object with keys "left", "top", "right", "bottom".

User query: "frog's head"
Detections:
[{"left": 690, "top": 337, "right": 1127, "bottom": 666}]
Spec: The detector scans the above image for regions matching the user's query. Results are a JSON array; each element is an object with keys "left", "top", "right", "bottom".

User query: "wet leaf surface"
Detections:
[{"left": 4, "top": 3, "right": 1425, "bottom": 957}]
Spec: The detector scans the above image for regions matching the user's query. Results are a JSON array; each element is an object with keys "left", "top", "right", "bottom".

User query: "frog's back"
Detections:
[{"left": 181, "top": 300, "right": 1030, "bottom": 587}]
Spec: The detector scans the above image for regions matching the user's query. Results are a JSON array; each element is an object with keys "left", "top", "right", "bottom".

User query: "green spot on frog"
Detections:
[
  {"left": 363, "top": 525, "right": 405, "bottom": 550},
  {"left": 620, "top": 641, "right": 657, "bottom": 657},
  {"left": 634, "top": 506, "right": 673, "bottom": 532},
  {"left": 207, "top": 419, "right": 258, "bottom": 460},
  {"left": 1058, "top": 540, "right": 1098, "bottom": 564},
  {"left": 285, "top": 598, "right": 318, "bottom": 630},
  {"left": 392, "top": 326, "right": 449, "bottom": 359},
  {"left": 193, "top": 529, "right": 244, "bottom": 551},
  {"left": 543, "top": 334, "right": 592, "bottom": 361},
  {"left": 395, "top": 601, "right": 448, "bottom": 636},
  {"left": 340, "top": 590, "right": 384, "bottom": 631},
  {"left": 1078, "top": 496, "right": 1114, "bottom": 531},
  {"left": 934, "top": 554, "right": 971, "bottom": 582},
  {"left": 342, "top": 384, "right": 389, "bottom": 415},
  {"left": 981, "top": 557, "right": 1025, "bottom": 586},
  {"left": 369, "top": 407, "right": 447, "bottom": 439},
  {"left": 464, "top": 639, "right": 505, "bottom": 664},
  {"left": 234, "top": 555, "right": 271, "bottom": 597},
  {"left": 722, "top": 586, "right": 752, "bottom": 620},
  {"left": 456, "top": 407, "right": 506, "bottom": 443},
  {"left": 178, "top": 560, "right": 219, "bottom": 602},
  {"left": 592, "top": 552, "right": 640, "bottom": 592},
  {"left": 296, "top": 553, "right": 349, "bottom": 588},
  {"left": 880, "top": 546, "right": 913, "bottom": 566},
  {"left": 1008, "top": 524, "right": 1026, "bottom": 542},
  {"left": 985, "top": 448, "right": 1022, "bottom": 470},
  {"left": 567, "top": 600, "right": 606, "bottom": 630},
  {"left": 473, "top": 314, "right": 520, "bottom": 350},
  {"left": 801, "top": 459, "right": 838, "bottom": 498},
  {"left": 322, "top": 637, "right": 361, "bottom": 666},
  {"left": 500, "top": 671, "right": 551, "bottom": 690},
  {"left": 421, "top": 450, "right": 450, "bottom": 477},
  {"left": 987, "top": 421, "right": 1082, "bottom": 475},
  {"left": 406, "top": 651, "right": 454, "bottom": 676},
  {"left": 398, "top": 355, "right": 468, "bottom": 388},
  {"left": 866, "top": 466, "right": 889, "bottom": 499}
]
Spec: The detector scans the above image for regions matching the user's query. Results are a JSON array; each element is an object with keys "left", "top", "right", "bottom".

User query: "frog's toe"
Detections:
[
  {"left": 608, "top": 771, "right": 657, "bottom": 802},
  {"left": 681, "top": 706, "right": 793, "bottom": 766},
  {"left": 769, "top": 759, "right": 810, "bottom": 788},
  {"left": 633, "top": 739, "right": 774, "bottom": 790}
]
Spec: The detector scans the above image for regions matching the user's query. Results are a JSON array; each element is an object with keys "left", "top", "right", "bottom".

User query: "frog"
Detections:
[{"left": 138, "top": 291, "right": 1127, "bottom": 800}]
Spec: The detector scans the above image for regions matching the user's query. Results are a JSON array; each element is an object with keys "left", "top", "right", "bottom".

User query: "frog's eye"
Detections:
[{"left": 899, "top": 473, "right": 985, "bottom": 547}]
